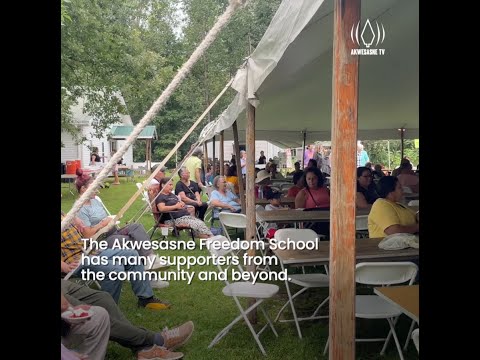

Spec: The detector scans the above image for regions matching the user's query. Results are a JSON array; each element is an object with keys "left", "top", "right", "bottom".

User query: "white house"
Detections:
[{"left": 61, "top": 95, "right": 134, "bottom": 169}]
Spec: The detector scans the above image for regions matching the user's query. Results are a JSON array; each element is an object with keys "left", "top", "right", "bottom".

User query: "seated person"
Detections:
[
  {"left": 61, "top": 292, "right": 110, "bottom": 360},
  {"left": 175, "top": 166, "right": 208, "bottom": 220},
  {"left": 269, "top": 162, "right": 284, "bottom": 179},
  {"left": 61, "top": 214, "right": 170, "bottom": 308},
  {"left": 287, "top": 171, "right": 304, "bottom": 199},
  {"left": 397, "top": 162, "right": 419, "bottom": 193},
  {"left": 209, "top": 175, "right": 242, "bottom": 217},
  {"left": 225, "top": 165, "right": 240, "bottom": 195},
  {"left": 295, "top": 167, "right": 330, "bottom": 209},
  {"left": 74, "top": 177, "right": 166, "bottom": 267},
  {"left": 368, "top": 176, "right": 419, "bottom": 238},
  {"left": 372, "top": 163, "right": 385, "bottom": 180},
  {"left": 356, "top": 166, "right": 379, "bottom": 209},
  {"left": 306, "top": 158, "right": 318, "bottom": 169},
  {"left": 148, "top": 165, "right": 167, "bottom": 197},
  {"left": 254, "top": 170, "right": 272, "bottom": 199},
  {"left": 156, "top": 178, "right": 213, "bottom": 238},
  {"left": 62, "top": 279, "right": 194, "bottom": 360},
  {"left": 295, "top": 167, "right": 330, "bottom": 238},
  {"left": 288, "top": 161, "right": 302, "bottom": 176},
  {"left": 264, "top": 189, "right": 289, "bottom": 238}
]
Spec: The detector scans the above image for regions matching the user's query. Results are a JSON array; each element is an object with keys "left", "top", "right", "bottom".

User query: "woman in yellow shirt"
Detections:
[{"left": 368, "top": 176, "right": 419, "bottom": 238}]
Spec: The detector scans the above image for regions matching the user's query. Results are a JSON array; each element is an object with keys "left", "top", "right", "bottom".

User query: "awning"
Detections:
[{"left": 110, "top": 125, "right": 158, "bottom": 139}]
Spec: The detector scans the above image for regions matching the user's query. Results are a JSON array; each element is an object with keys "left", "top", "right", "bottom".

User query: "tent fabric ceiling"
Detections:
[{"left": 200, "top": 0, "right": 418, "bottom": 146}]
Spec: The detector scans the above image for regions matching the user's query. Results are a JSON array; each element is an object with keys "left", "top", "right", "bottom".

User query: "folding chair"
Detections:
[
  {"left": 323, "top": 261, "right": 418, "bottom": 360},
  {"left": 411, "top": 328, "right": 419, "bottom": 353},
  {"left": 355, "top": 214, "right": 369, "bottom": 238},
  {"left": 219, "top": 212, "right": 269, "bottom": 271},
  {"left": 205, "top": 235, "right": 279, "bottom": 356},
  {"left": 273, "top": 229, "right": 329, "bottom": 339}
]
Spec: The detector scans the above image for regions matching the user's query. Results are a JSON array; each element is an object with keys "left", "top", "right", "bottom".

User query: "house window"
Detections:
[{"left": 110, "top": 141, "right": 117, "bottom": 153}]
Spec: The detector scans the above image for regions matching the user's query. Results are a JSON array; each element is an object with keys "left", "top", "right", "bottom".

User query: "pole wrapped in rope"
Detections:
[{"left": 61, "top": 0, "right": 248, "bottom": 232}]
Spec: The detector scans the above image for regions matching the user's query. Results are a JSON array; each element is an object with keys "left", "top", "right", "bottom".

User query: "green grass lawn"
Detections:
[{"left": 61, "top": 177, "right": 419, "bottom": 359}]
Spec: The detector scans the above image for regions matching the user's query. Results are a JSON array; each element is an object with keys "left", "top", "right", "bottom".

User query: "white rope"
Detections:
[{"left": 61, "top": 0, "right": 248, "bottom": 232}]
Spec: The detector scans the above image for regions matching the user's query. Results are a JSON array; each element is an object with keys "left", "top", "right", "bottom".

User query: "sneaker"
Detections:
[
  {"left": 137, "top": 345, "right": 183, "bottom": 360},
  {"left": 161, "top": 321, "right": 194, "bottom": 351},
  {"left": 146, "top": 255, "right": 170, "bottom": 271},
  {"left": 150, "top": 279, "right": 170, "bottom": 289},
  {"left": 138, "top": 297, "right": 171, "bottom": 310}
]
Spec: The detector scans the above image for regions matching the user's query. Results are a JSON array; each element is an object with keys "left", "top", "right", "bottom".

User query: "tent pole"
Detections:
[
  {"left": 204, "top": 142, "right": 209, "bottom": 181},
  {"left": 400, "top": 127, "right": 405, "bottom": 161},
  {"left": 246, "top": 102, "right": 257, "bottom": 324},
  {"left": 212, "top": 135, "right": 216, "bottom": 176},
  {"left": 329, "top": 0, "right": 360, "bottom": 359},
  {"left": 220, "top": 131, "right": 225, "bottom": 175},
  {"left": 232, "top": 121, "right": 245, "bottom": 213},
  {"left": 302, "top": 130, "right": 307, "bottom": 169}
]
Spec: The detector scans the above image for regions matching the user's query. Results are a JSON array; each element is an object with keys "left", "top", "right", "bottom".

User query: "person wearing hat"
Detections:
[{"left": 255, "top": 170, "right": 272, "bottom": 199}]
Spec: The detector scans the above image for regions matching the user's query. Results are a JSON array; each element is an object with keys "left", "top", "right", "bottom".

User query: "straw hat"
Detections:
[{"left": 255, "top": 170, "right": 271, "bottom": 184}]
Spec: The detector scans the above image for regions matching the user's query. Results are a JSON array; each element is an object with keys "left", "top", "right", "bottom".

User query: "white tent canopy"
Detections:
[{"left": 200, "top": 0, "right": 418, "bottom": 148}]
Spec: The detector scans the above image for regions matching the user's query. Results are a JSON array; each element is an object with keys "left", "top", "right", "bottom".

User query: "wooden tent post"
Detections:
[
  {"left": 220, "top": 131, "right": 225, "bottom": 175},
  {"left": 232, "top": 121, "right": 245, "bottom": 213},
  {"left": 329, "top": 0, "right": 360, "bottom": 359}
]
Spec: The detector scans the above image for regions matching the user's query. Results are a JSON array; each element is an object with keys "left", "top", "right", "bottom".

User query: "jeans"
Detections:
[
  {"left": 105, "top": 223, "right": 153, "bottom": 257},
  {"left": 74, "top": 248, "right": 153, "bottom": 303}
]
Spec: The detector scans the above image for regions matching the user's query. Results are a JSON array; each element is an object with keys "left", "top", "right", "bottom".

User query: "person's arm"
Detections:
[
  {"left": 210, "top": 192, "right": 237, "bottom": 211},
  {"left": 295, "top": 189, "right": 307, "bottom": 209},
  {"left": 384, "top": 223, "right": 419, "bottom": 235},
  {"left": 157, "top": 199, "right": 184, "bottom": 212},
  {"left": 61, "top": 293, "right": 71, "bottom": 313},
  {"left": 356, "top": 192, "right": 372, "bottom": 209},
  {"left": 61, "top": 261, "right": 79, "bottom": 274},
  {"left": 80, "top": 217, "right": 112, "bottom": 238}
]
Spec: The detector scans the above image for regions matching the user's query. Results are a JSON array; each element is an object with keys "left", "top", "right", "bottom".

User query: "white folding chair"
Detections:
[
  {"left": 205, "top": 235, "right": 279, "bottom": 356},
  {"left": 273, "top": 229, "right": 329, "bottom": 339},
  {"left": 323, "top": 261, "right": 418, "bottom": 360},
  {"left": 411, "top": 328, "right": 419, "bottom": 353},
  {"left": 355, "top": 214, "right": 369, "bottom": 238},
  {"left": 219, "top": 212, "right": 269, "bottom": 271}
]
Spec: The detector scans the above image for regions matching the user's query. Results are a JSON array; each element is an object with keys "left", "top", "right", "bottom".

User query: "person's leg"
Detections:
[
  {"left": 117, "top": 223, "right": 154, "bottom": 257},
  {"left": 73, "top": 248, "right": 127, "bottom": 303},
  {"left": 61, "top": 280, "right": 157, "bottom": 351},
  {"left": 176, "top": 216, "right": 213, "bottom": 238},
  {"left": 197, "top": 202, "right": 208, "bottom": 220},
  {"left": 62, "top": 306, "right": 110, "bottom": 360},
  {"left": 113, "top": 171, "right": 120, "bottom": 185}
]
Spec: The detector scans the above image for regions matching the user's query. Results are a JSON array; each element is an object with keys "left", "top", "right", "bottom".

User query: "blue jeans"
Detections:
[{"left": 74, "top": 248, "right": 153, "bottom": 303}]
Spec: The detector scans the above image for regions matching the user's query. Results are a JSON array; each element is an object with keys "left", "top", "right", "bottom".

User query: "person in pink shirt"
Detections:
[{"left": 295, "top": 167, "right": 330, "bottom": 209}]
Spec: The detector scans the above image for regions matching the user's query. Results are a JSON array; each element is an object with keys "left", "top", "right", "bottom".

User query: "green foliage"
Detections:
[
  {"left": 61, "top": 0, "right": 281, "bottom": 162},
  {"left": 364, "top": 139, "right": 419, "bottom": 169}
]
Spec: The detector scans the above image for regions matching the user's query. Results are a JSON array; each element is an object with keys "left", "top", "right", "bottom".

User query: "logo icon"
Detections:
[{"left": 350, "top": 19, "right": 386, "bottom": 55}]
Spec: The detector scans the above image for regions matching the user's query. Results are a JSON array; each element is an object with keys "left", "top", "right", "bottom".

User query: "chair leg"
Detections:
[
  {"left": 279, "top": 281, "right": 305, "bottom": 339},
  {"left": 403, "top": 319, "right": 416, "bottom": 351},
  {"left": 380, "top": 316, "right": 400, "bottom": 355},
  {"left": 259, "top": 306, "right": 278, "bottom": 337},
  {"left": 311, "top": 295, "right": 330, "bottom": 318},
  {"left": 323, "top": 336, "right": 329, "bottom": 355},
  {"left": 383, "top": 317, "right": 405, "bottom": 360}
]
